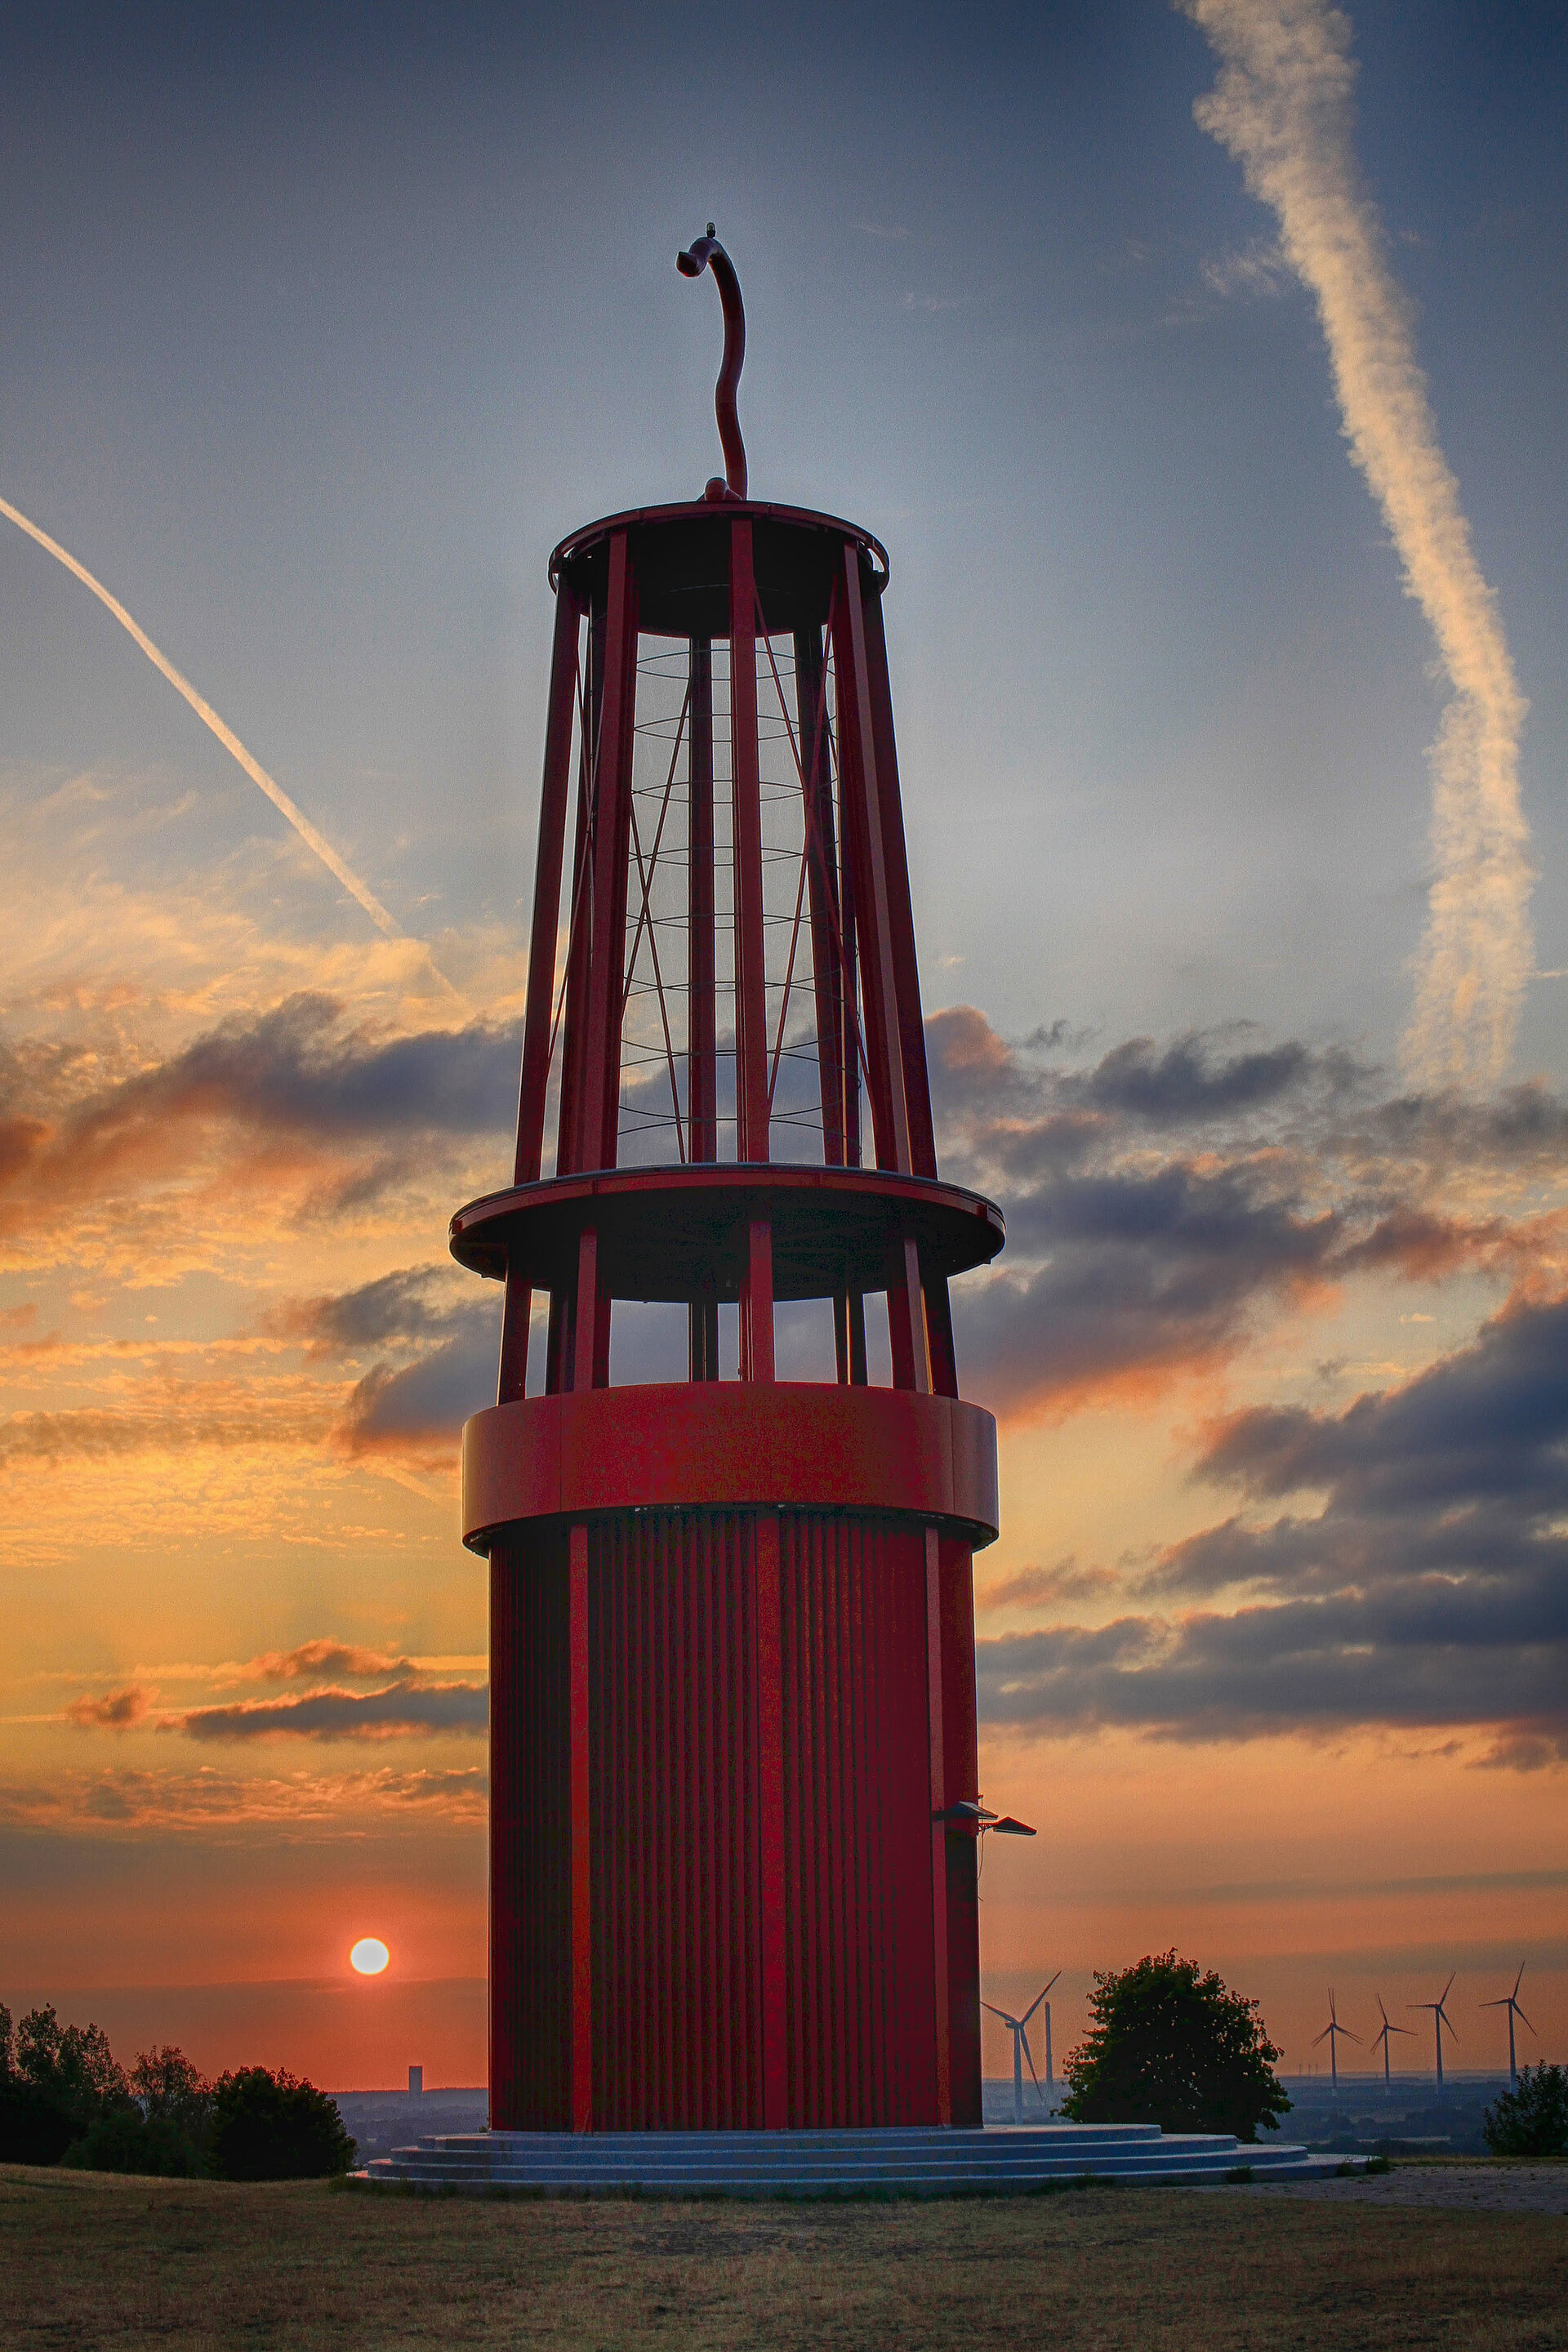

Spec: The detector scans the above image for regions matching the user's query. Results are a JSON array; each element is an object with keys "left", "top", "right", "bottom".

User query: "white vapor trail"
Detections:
[
  {"left": 1183, "top": 0, "right": 1533, "bottom": 1091},
  {"left": 0, "top": 492, "right": 402, "bottom": 940}
]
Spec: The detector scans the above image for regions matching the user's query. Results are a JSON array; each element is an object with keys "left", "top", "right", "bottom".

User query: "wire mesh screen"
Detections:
[{"left": 612, "top": 630, "right": 853, "bottom": 1170}]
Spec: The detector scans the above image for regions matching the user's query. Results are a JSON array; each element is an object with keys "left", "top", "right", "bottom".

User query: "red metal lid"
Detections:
[{"left": 548, "top": 501, "right": 889, "bottom": 639}]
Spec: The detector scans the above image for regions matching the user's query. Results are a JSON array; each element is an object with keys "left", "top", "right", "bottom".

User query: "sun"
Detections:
[{"left": 350, "top": 1937, "right": 390, "bottom": 1976}]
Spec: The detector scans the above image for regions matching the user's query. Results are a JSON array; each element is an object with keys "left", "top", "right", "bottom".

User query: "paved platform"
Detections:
[{"left": 360, "top": 2123, "right": 1360, "bottom": 2196}]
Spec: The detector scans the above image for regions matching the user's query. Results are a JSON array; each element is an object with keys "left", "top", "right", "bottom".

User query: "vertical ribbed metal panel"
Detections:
[
  {"left": 494, "top": 1503, "right": 965, "bottom": 2131},
  {"left": 588, "top": 1510, "right": 762, "bottom": 2127},
  {"left": 778, "top": 1512, "right": 938, "bottom": 2124},
  {"left": 489, "top": 1530, "right": 572, "bottom": 2129},
  {"left": 938, "top": 1533, "right": 983, "bottom": 2126}
]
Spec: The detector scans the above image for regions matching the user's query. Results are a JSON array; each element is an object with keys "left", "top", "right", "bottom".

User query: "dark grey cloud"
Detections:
[
  {"left": 97, "top": 995, "right": 522, "bottom": 1141},
  {"left": 172, "top": 1680, "right": 488, "bottom": 1742},
  {"left": 1366, "top": 1080, "right": 1568, "bottom": 1174},
  {"left": 0, "top": 996, "right": 523, "bottom": 1223},
  {"left": 265, "top": 1259, "right": 501, "bottom": 1465},
  {"left": 927, "top": 1009, "right": 1357, "bottom": 1141},
  {"left": 270, "top": 1263, "right": 471, "bottom": 1356},
  {"left": 1060, "top": 1034, "right": 1335, "bottom": 1121},
  {"left": 1197, "top": 1294, "right": 1568, "bottom": 1519},
  {"left": 930, "top": 1007, "right": 1553, "bottom": 1417},
  {"left": 957, "top": 1159, "right": 1345, "bottom": 1410},
  {"left": 336, "top": 1306, "right": 501, "bottom": 1459},
  {"left": 977, "top": 1601, "right": 1566, "bottom": 1753},
  {"left": 977, "top": 1293, "right": 1568, "bottom": 1765}
]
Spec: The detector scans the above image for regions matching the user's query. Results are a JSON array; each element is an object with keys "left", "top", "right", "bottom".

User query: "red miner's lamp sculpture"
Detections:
[{"left": 452, "top": 234, "right": 1006, "bottom": 2132}]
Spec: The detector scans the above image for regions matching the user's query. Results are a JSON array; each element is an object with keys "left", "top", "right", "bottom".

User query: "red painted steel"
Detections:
[
  {"left": 463, "top": 243, "right": 1003, "bottom": 2134},
  {"left": 462, "top": 1386, "right": 999, "bottom": 1549},
  {"left": 676, "top": 231, "right": 749, "bottom": 500}
]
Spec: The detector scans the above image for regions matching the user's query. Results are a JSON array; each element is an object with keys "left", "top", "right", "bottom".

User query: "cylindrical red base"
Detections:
[{"left": 489, "top": 1505, "right": 981, "bottom": 2132}]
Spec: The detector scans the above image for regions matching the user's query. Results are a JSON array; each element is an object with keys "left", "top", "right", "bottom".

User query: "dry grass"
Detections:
[{"left": 5, "top": 2163, "right": 1566, "bottom": 2351}]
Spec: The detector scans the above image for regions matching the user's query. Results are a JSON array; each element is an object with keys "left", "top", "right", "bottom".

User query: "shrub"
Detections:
[
  {"left": 0, "top": 2078, "right": 78, "bottom": 2167},
  {"left": 207, "top": 2067, "right": 356, "bottom": 2180},
  {"left": 65, "top": 2108, "right": 207, "bottom": 2177},
  {"left": 1482, "top": 2065, "right": 1568, "bottom": 2158},
  {"left": 1060, "top": 1950, "right": 1291, "bottom": 2144}
]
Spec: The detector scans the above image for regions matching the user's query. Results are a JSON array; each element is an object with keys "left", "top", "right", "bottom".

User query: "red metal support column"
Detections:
[
  {"left": 922, "top": 1263, "right": 960, "bottom": 1399},
  {"left": 939, "top": 1535, "right": 982, "bottom": 2127},
  {"left": 572, "top": 1227, "right": 601, "bottom": 1394},
  {"left": 688, "top": 635, "right": 717, "bottom": 1162},
  {"left": 688, "top": 636, "right": 719, "bottom": 1380},
  {"left": 730, "top": 521, "right": 768, "bottom": 1164},
  {"left": 742, "top": 1218, "right": 775, "bottom": 1384},
  {"left": 887, "top": 1234, "right": 933, "bottom": 1396},
  {"left": 840, "top": 797, "right": 868, "bottom": 1384},
  {"left": 546, "top": 600, "right": 599, "bottom": 1392},
  {"left": 555, "top": 607, "right": 604, "bottom": 1182},
  {"left": 834, "top": 546, "right": 928, "bottom": 1389},
  {"left": 568, "top": 1520, "right": 593, "bottom": 2131},
  {"left": 831, "top": 544, "right": 912, "bottom": 1178},
  {"left": 499, "top": 584, "right": 581, "bottom": 1403},
  {"left": 794, "top": 621, "right": 856, "bottom": 1383},
  {"left": 755, "top": 1512, "right": 786, "bottom": 2127},
  {"left": 578, "top": 532, "right": 639, "bottom": 1177},
  {"left": 731, "top": 519, "right": 774, "bottom": 1384},
  {"left": 793, "top": 625, "right": 845, "bottom": 1167},
  {"left": 924, "top": 1524, "right": 951, "bottom": 2126},
  {"left": 862, "top": 590, "right": 939, "bottom": 1183}
]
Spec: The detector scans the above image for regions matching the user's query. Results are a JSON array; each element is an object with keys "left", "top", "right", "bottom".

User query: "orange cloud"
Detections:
[
  {"left": 979, "top": 1557, "right": 1120, "bottom": 1611},
  {"left": 65, "top": 1685, "right": 152, "bottom": 1731},
  {"left": 232, "top": 1640, "right": 424, "bottom": 1685},
  {"left": 0, "top": 1764, "right": 487, "bottom": 1832}
]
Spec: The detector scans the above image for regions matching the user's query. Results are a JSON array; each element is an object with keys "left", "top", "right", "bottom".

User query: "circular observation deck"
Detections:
[
  {"left": 449, "top": 1162, "right": 1004, "bottom": 1306},
  {"left": 549, "top": 499, "right": 889, "bottom": 639}
]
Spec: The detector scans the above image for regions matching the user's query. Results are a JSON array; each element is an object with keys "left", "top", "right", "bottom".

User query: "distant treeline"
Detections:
[{"left": 0, "top": 2003, "right": 355, "bottom": 2179}]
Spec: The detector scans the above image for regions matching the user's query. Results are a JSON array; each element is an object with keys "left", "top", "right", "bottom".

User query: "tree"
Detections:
[
  {"left": 1060, "top": 1950, "right": 1291, "bottom": 2144},
  {"left": 66, "top": 2108, "right": 208, "bottom": 2177},
  {"left": 1483, "top": 2064, "right": 1568, "bottom": 2158},
  {"left": 0, "top": 2002, "right": 131, "bottom": 2164},
  {"left": 207, "top": 2067, "right": 356, "bottom": 2180},
  {"left": 66, "top": 2046, "right": 216, "bottom": 2176},
  {"left": 132, "top": 2047, "right": 213, "bottom": 2143}
]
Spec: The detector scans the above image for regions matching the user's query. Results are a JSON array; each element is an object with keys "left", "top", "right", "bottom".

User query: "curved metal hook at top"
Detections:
[{"left": 677, "top": 225, "right": 748, "bottom": 501}]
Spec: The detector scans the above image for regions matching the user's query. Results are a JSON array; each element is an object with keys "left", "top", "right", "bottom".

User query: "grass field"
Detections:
[{"left": 5, "top": 2164, "right": 1566, "bottom": 2350}]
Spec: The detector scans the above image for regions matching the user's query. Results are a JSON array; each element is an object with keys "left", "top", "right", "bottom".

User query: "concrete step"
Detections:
[{"left": 359, "top": 2124, "right": 1360, "bottom": 2196}]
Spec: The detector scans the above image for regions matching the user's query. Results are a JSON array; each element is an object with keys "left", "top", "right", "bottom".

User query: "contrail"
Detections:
[
  {"left": 1182, "top": 0, "right": 1532, "bottom": 1092},
  {"left": 0, "top": 492, "right": 402, "bottom": 940}
]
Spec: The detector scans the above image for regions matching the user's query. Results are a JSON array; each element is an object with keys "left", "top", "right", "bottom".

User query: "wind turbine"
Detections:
[
  {"left": 1312, "top": 1988, "right": 1360, "bottom": 2094},
  {"left": 1481, "top": 1967, "right": 1535, "bottom": 2084},
  {"left": 982, "top": 1974, "right": 1059, "bottom": 2124},
  {"left": 1410, "top": 1974, "right": 1459, "bottom": 2094},
  {"left": 1370, "top": 1994, "right": 1413, "bottom": 2088}
]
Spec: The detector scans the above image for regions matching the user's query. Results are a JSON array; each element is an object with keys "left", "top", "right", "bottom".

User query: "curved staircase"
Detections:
[{"left": 360, "top": 2123, "right": 1357, "bottom": 2196}]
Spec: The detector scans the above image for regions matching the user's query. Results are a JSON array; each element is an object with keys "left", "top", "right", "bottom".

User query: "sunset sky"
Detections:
[{"left": 2, "top": 0, "right": 1565, "bottom": 2092}]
